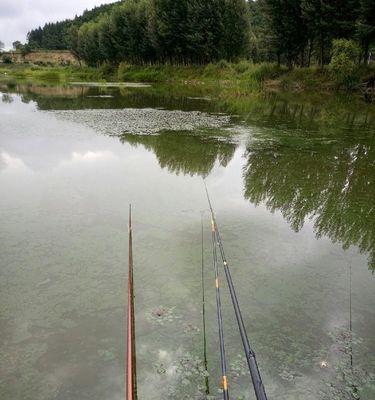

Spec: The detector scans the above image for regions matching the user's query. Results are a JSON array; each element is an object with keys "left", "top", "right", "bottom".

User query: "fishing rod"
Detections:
[
  {"left": 126, "top": 205, "right": 137, "bottom": 400},
  {"left": 349, "top": 261, "right": 352, "bottom": 367},
  {"left": 204, "top": 182, "right": 268, "bottom": 400},
  {"left": 210, "top": 214, "right": 230, "bottom": 400},
  {"left": 201, "top": 213, "right": 210, "bottom": 395}
]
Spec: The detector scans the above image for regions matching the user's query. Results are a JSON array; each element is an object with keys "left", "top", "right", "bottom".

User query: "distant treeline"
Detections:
[
  {"left": 27, "top": 2, "right": 121, "bottom": 50},
  {"left": 26, "top": 0, "right": 374, "bottom": 67}
]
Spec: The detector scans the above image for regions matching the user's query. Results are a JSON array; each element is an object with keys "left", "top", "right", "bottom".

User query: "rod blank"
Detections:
[
  {"left": 201, "top": 214, "right": 210, "bottom": 395},
  {"left": 211, "top": 216, "right": 230, "bottom": 400},
  {"left": 126, "top": 205, "right": 137, "bottom": 400},
  {"left": 204, "top": 183, "right": 268, "bottom": 400}
]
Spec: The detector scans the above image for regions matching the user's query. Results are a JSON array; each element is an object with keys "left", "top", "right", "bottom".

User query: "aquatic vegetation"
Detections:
[
  {"left": 154, "top": 361, "right": 167, "bottom": 375},
  {"left": 279, "top": 365, "right": 306, "bottom": 383},
  {"left": 183, "top": 323, "right": 200, "bottom": 335},
  {"left": 230, "top": 354, "right": 248, "bottom": 381},
  {"left": 49, "top": 108, "right": 231, "bottom": 136},
  {"left": 319, "top": 328, "right": 375, "bottom": 400},
  {"left": 168, "top": 352, "right": 211, "bottom": 400},
  {"left": 147, "top": 306, "right": 181, "bottom": 325}
]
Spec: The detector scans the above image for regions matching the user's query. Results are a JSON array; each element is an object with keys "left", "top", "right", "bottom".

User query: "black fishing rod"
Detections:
[
  {"left": 204, "top": 182, "right": 268, "bottom": 400},
  {"left": 201, "top": 214, "right": 210, "bottom": 395},
  {"left": 210, "top": 215, "right": 230, "bottom": 400}
]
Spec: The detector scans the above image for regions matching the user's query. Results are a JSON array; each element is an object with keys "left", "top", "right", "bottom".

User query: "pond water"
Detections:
[{"left": 0, "top": 83, "right": 374, "bottom": 400}]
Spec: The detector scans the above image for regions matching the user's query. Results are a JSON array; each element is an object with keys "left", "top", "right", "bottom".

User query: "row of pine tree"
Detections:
[{"left": 26, "top": 0, "right": 374, "bottom": 67}]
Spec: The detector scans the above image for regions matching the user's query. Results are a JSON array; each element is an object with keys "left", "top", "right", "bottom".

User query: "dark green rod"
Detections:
[
  {"left": 204, "top": 182, "right": 267, "bottom": 400},
  {"left": 201, "top": 214, "right": 210, "bottom": 395}
]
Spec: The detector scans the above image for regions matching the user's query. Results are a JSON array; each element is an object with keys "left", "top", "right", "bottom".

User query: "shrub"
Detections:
[
  {"left": 203, "top": 61, "right": 233, "bottom": 78},
  {"left": 2, "top": 55, "right": 12, "bottom": 64},
  {"left": 117, "top": 62, "right": 132, "bottom": 80},
  {"left": 217, "top": 59, "right": 231, "bottom": 70},
  {"left": 37, "top": 70, "right": 61, "bottom": 81},
  {"left": 98, "top": 62, "right": 115, "bottom": 79},
  {"left": 203, "top": 63, "right": 217, "bottom": 77},
  {"left": 329, "top": 39, "right": 361, "bottom": 89},
  {"left": 251, "top": 63, "right": 284, "bottom": 82},
  {"left": 6, "top": 79, "right": 17, "bottom": 89},
  {"left": 117, "top": 63, "right": 168, "bottom": 82},
  {"left": 233, "top": 59, "right": 253, "bottom": 74}
]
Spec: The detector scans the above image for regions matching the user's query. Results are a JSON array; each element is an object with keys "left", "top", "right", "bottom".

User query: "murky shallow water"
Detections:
[{"left": 0, "top": 84, "right": 374, "bottom": 400}]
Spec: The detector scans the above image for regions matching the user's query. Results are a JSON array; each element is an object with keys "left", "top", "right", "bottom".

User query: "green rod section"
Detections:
[{"left": 201, "top": 213, "right": 210, "bottom": 395}]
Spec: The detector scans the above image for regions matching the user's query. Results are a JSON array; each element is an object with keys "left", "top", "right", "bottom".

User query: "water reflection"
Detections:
[
  {"left": 221, "top": 92, "right": 375, "bottom": 133},
  {"left": 2, "top": 85, "right": 374, "bottom": 271},
  {"left": 1, "top": 93, "right": 13, "bottom": 104},
  {"left": 0, "top": 83, "right": 215, "bottom": 112},
  {"left": 244, "top": 131, "right": 375, "bottom": 270},
  {"left": 121, "top": 131, "right": 237, "bottom": 177}
]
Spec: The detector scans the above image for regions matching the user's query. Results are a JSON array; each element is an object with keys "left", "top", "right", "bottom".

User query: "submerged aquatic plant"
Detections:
[
  {"left": 147, "top": 306, "right": 181, "bottom": 325},
  {"left": 230, "top": 354, "right": 248, "bottom": 381},
  {"left": 183, "top": 323, "right": 200, "bottom": 335},
  {"left": 153, "top": 361, "right": 167, "bottom": 375},
  {"left": 166, "top": 352, "right": 212, "bottom": 400},
  {"left": 278, "top": 369, "right": 303, "bottom": 382},
  {"left": 320, "top": 328, "right": 375, "bottom": 400}
]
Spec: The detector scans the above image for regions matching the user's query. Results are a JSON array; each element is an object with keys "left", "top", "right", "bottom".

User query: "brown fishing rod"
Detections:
[
  {"left": 204, "top": 182, "right": 268, "bottom": 400},
  {"left": 126, "top": 205, "right": 137, "bottom": 400}
]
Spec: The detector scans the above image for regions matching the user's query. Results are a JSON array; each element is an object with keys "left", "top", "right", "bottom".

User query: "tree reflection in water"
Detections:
[
  {"left": 121, "top": 130, "right": 237, "bottom": 177},
  {"left": 244, "top": 128, "right": 375, "bottom": 271}
]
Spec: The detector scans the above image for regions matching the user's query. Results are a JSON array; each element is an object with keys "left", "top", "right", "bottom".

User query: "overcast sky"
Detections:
[{"left": 0, "top": 0, "right": 115, "bottom": 49}]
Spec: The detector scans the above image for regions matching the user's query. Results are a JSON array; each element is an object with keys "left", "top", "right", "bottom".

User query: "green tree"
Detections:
[
  {"left": 27, "top": 2, "right": 120, "bottom": 50},
  {"left": 187, "top": 0, "right": 226, "bottom": 63},
  {"left": 248, "top": 0, "right": 275, "bottom": 62},
  {"left": 97, "top": 14, "right": 119, "bottom": 63},
  {"left": 301, "top": 0, "right": 360, "bottom": 67},
  {"left": 329, "top": 39, "right": 361, "bottom": 88},
  {"left": 12, "top": 41, "right": 23, "bottom": 51},
  {"left": 77, "top": 22, "right": 102, "bottom": 66},
  {"left": 261, "top": 0, "right": 307, "bottom": 68},
  {"left": 152, "top": 0, "right": 190, "bottom": 63},
  {"left": 67, "top": 25, "right": 81, "bottom": 62},
  {"left": 27, "top": 27, "right": 43, "bottom": 48},
  {"left": 356, "top": 0, "right": 375, "bottom": 63},
  {"left": 222, "top": 0, "right": 250, "bottom": 61},
  {"left": 109, "top": 0, "right": 154, "bottom": 63}
]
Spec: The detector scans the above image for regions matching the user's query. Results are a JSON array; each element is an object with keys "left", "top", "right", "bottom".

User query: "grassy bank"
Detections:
[{"left": 0, "top": 61, "right": 374, "bottom": 95}]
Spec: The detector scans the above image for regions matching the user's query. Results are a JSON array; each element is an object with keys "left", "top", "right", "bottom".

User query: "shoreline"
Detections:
[{"left": 1, "top": 62, "right": 374, "bottom": 100}]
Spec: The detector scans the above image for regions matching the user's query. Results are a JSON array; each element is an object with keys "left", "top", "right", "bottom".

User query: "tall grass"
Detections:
[
  {"left": 117, "top": 60, "right": 285, "bottom": 89},
  {"left": 2, "top": 60, "right": 372, "bottom": 94}
]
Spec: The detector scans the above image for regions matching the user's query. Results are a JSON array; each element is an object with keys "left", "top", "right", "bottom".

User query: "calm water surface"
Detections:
[{"left": 0, "top": 83, "right": 374, "bottom": 400}]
